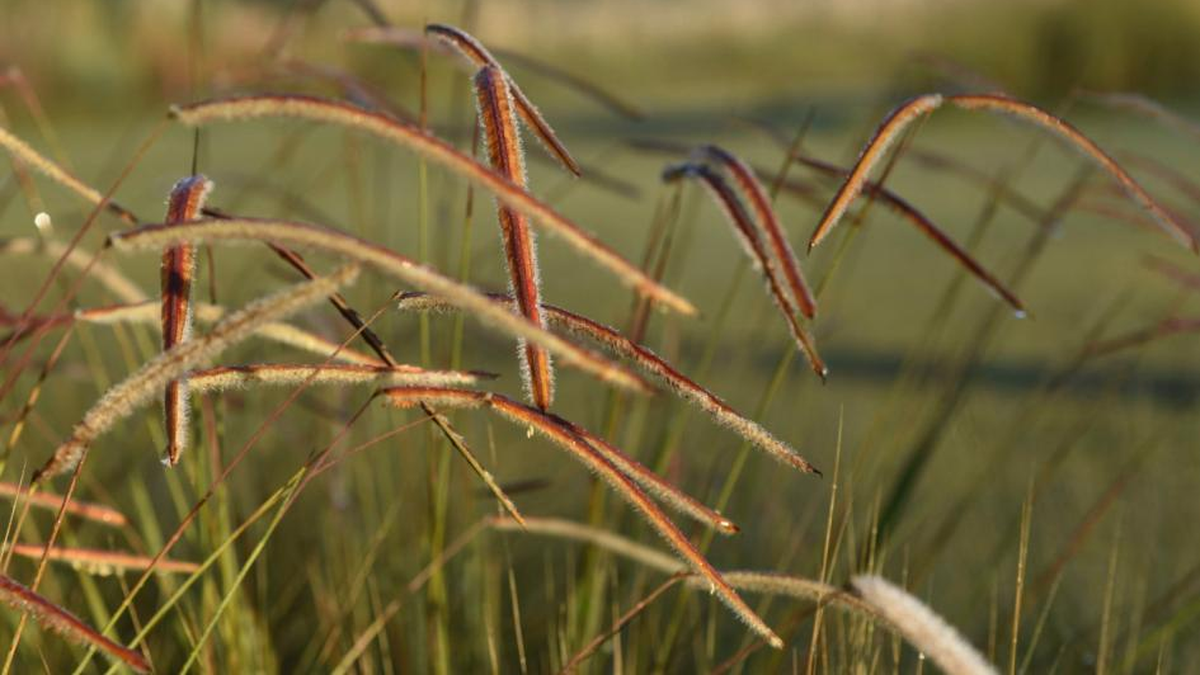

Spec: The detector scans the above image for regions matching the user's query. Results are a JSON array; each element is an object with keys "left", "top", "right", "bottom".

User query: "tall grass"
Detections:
[{"left": 1, "top": 4, "right": 1198, "bottom": 672}]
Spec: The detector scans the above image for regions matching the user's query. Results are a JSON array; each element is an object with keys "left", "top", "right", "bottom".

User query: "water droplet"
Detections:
[
  {"left": 526, "top": 425, "right": 534, "bottom": 439},
  {"left": 1013, "top": 309, "right": 1027, "bottom": 319}
]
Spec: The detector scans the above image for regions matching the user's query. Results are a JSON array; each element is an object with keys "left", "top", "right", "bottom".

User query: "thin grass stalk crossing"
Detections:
[
  {"left": 0, "top": 126, "right": 137, "bottom": 224},
  {"left": 381, "top": 385, "right": 736, "bottom": 533}
]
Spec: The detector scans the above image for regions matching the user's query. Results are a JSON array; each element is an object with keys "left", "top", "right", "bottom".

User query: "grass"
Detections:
[{"left": 1, "top": 2, "right": 1200, "bottom": 672}]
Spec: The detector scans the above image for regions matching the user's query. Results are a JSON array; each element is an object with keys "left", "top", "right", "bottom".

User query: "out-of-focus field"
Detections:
[{"left": 2, "top": 0, "right": 1199, "bottom": 672}]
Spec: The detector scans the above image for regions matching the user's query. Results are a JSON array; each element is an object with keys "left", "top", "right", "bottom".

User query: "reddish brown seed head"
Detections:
[
  {"left": 161, "top": 174, "right": 213, "bottom": 466},
  {"left": 475, "top": 65, "right": 555, "bottom": 411}
]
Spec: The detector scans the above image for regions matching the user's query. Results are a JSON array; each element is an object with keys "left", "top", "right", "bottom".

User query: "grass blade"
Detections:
[
  {"left": 6, "top": 544, "right": 200, "bottom": 575},
  {"left": 0, "top": 483, "right": 126, "bottom": 528}
]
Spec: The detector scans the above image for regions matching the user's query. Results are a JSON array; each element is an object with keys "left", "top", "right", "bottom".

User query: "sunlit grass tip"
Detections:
[
  {"left": 851, "top": 575, "right": 997, "bottom": 675},
  {"left": 426, "top": 22, "right": 582, "bottom": 176}
]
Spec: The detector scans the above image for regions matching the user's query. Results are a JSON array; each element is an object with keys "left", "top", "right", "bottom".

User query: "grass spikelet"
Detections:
[
  {"left": 381, "top": 387, "right": 781, "bottom": 647},
  {"left": 0, "top": 482, "right": 127, "bottom": 527},
  {"left": 34, "top": 264, "right": 359, "bottom": 480},
  {"left": 664, "top": 162, "right": 827, "bottom": 379},
  {"left": 626, "top": 136, "right": 1025, "bottom": 312},
  {"left": 160, "top": 174, "right": 213, "bottom": 466},
  {"left": 396, "top": 292, "right": 819, "bottom": 474},
  {"left": 790, "top": 154, "right": 1026, "bottom": 313},
  {"left": 0, "top": 574, "right": 149, "bottom": 673},
  {"left": 189, "top": 362, "right": 488, "bottom": 393},
  {"left": 168, "top": 95, "right": 694, "bottom": 313},
  {"left": 0, "top": 126, "right": 137, "bottom": 224},
  {"left": 851, "top": 575, "right": 997, "bottom": 675},
  {"left": 426, "top": 23, "right": 581, "bottom": 176},
  {"left": 695, "top": 144, "right": 817, "bottom": 318},
  {"left": 946, "top": 93, "right": 1197, "bottom": 252},
  {"left": 810, "top": 93, "right": 1198, "bottom": 253},
  {"left": 382, "top": 386, "right": 735, "bottom": 533},
  {"left": 808, "top": 93, "right": 944, "bottom": 251},
  {"left": 474, "top": 65, "right": 555, "bottom": 410},
  {"left": 6, "top": 544, "right": 200, "bottom": 575},
  {"left": 108, "top": 217, "right": 651, "bottom": 393}
]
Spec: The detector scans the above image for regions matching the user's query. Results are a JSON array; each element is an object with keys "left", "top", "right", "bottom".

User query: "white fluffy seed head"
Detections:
[{"left": 33, "top": 212, "right": 53, "bottom": 233}]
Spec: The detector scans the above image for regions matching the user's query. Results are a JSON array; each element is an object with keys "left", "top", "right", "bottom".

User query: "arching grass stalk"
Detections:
[
  {"left": 396, "top": 292, "right": 817, "bottom": 474},
  {"left": 34, "top": 265, "right": 360, "bottom": 480},
  {"left": 110, "top": 218, "right": 651, "bottom": 393},
  {"left": 380, "top": 387, "right": 782, "bottom": 648},
  {"left": 169, "top": 94, "right": 694, "bottom": 314},
  {"left": 809, "top": 93, "right": 1197, "bottom": 253}
]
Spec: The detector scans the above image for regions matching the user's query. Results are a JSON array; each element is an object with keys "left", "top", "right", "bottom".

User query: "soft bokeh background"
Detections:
[{"left": 2, "top": 0, "right": 1199, "bottom": 672}]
